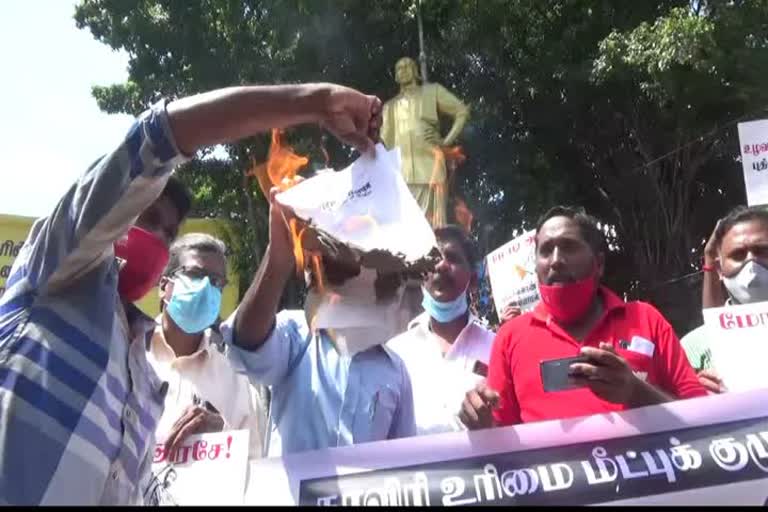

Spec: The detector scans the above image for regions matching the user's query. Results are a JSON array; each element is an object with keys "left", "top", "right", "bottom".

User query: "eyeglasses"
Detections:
[{"left": 168, "top": 265, "right": 228, "bottom": 290}]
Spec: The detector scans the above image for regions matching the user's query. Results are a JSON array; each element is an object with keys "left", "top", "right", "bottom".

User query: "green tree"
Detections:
[{"left": 75, "top": 0, "right": 768, "bottom": 331}]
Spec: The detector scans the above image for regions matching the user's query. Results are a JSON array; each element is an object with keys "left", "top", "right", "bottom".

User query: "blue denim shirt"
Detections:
[{"left": 221, "top": 310, "right": 416, "bottom": 456}]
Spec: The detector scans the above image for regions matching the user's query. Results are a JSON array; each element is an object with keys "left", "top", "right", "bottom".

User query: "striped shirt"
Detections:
[{"left": 0, "top": 101, "right": 187, "bottom": 505}]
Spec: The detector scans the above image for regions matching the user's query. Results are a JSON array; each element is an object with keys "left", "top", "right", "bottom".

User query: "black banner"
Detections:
[{"left": 298, "top": 416, "right": 768, "bottom": 506}]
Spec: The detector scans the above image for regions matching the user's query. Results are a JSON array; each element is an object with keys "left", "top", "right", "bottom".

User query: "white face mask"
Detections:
[
  {"left": 722, "top": 260, "right": 768, "bottom": 304},
  {"left": 304, "top": 268, "right": 406, "bottom": 356}
]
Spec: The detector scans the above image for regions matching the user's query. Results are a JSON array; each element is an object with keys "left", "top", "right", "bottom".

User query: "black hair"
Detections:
[
  {"left": 161, "top": 174, "right": 192, "bottom": 222},
  {"left": 535, "top": 206, "right": 608, "bottom": 255},
  {"left": 163, "top": 233, "right": 227, "bottom": 277},
  {"left": 434, "top": 224, "right": 479, "bottom": 268},
  {"left": 714, "top": 205, "right": 768, "bottom": 250}
]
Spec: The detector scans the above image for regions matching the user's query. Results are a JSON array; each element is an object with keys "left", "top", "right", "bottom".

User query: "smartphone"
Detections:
[{"left": 540, "top": 356, "right": 590, "bottom": 392}]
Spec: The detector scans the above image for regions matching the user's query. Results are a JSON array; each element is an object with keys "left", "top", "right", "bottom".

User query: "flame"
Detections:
[
  {"left": 289, "top": 218, "right": 306, "bottom": 272},
  {"left": 245, "top": 130, "right": 325, "bottom": 282},
  {"left": 267, "top": 130, "right": 309, "bottom": 190},
  {"left": 443, "top": 145, "right": 467, "bottom": 167},
  {"left": 247, "top": 129, "right": 309, "bottom": 198},
  {"left": 453, "top": 197, "right": 474, "bottom": 234},
  {"left": 513, "top": 264, "right": 528, "bottom": 279},
  {"left": 429, "top": 147, "right": 446, "bottom": 187},
  {"left": 311, "top": 252, "right": 326, "bottom": 295}
]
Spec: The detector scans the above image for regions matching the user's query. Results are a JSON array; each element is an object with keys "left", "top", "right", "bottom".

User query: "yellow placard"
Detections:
[{"left": 0, "top": 214, "right": 240, "bottom": 319}]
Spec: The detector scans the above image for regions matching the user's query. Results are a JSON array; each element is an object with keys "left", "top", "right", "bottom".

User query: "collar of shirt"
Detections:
[
  {"left": 407, "top": 311, "right": 482, "bottom": 360},
  {"left": 149, "top": 316, "right": 218, "bottom": 368},
  {"left": 531, "top": 286, "right": 626, "bottom": 339},
  {"left": 117, "top": 302, "right": 159, "bottom": 348}
]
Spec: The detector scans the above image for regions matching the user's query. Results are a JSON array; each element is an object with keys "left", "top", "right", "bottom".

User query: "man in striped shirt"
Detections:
[{"left": 0, "top": 83, "right": 382, "bottom": 505}]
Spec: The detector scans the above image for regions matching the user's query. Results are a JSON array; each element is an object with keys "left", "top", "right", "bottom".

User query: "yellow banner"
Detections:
[{"left": 0, "top": 214, "right": 240, "bottom": 319}]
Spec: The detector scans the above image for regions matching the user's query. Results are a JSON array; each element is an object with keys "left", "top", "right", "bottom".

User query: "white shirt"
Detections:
[
  {"left": 386, "top": 312, "right": 495, "bottom": 435},
  {"left": 146, "top": 324, "right": 267, "bottom": 459}
]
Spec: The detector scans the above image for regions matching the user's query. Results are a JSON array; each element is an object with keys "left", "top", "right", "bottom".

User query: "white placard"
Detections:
[
  {"left": 703, "top": 301, "right": 768, "bottom": 392},
  {"left": 485, "top": 230, "right": 539, "bottom": 314},
  {"left": 149, "top": 429, "right": 250, "bottom": 505},
  {"left": 738, "top": 120, "right": 768, "bottom": 206}
]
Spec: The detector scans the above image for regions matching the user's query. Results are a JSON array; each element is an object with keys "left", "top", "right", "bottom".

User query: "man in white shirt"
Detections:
[
  {"left": 387, "top": 225, "right": 495, "bottom": 435},
  {"left": 146, "top": 233, "right": 266, "bottom": 459}
]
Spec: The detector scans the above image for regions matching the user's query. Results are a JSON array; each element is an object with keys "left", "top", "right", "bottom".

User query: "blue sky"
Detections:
[{"left": 0, "top": 0, "right": 134, "bottom": 217}]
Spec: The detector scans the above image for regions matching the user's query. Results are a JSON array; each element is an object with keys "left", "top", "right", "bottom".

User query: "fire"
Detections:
[
  {"left": 289, "top": 218, "right": 306, "bottom": 272},
  {"left": 247, "top": 129, "right": 309, "bottom": 198},
  {"left": 311, "top": 252, "right": 326, "bottom": 295},
  {"left": 443, "top": 145, "right": 467, "bottom": 167},
  {"left": 453, "top": 197, "right": 474, "bottom": 234},
  {"left": 245, "top": 130, "right": 322, "bottom": 284},
  {"left": 429, "top": 147, "right": 446, "bottom": 186}
]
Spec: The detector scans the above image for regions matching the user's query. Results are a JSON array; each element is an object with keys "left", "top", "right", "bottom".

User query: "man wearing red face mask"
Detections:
[
  {"left": 0, "top": 83, "right": 382, "bottom": 505},
  {"left": 459, "top": 206, "right": 706, "bottom": 430}
]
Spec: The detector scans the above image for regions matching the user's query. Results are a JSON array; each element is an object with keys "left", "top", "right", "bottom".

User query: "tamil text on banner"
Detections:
[
  {"left": 485, "top": 230, "right": 539, "bottom": 314},
  {"left": 738, "top": 119, "right": 768, "bottom": 206},
  {"left": 149, "top": 429, "right": 250, "bottom": 505},
  {"left": 703, "top": 301, "right": 768, "bottom": 393},
  {"left": 246, "top": 389, "right": 768, "bottom": 506},
  {"left": 0, "top": 214, "right": 239, "bottom": 318}
]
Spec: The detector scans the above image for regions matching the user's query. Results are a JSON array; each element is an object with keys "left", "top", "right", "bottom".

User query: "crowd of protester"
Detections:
[{"left": 0, "top": 81, "right": 763, "bottom": 505}]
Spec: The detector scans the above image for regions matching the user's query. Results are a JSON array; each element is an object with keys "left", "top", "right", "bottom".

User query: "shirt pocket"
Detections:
[
  {"left": 617, "top": 349, "right": 654, "bottom": 378},
  {"left": 352, "top": 384, "right": 399, "bottom": 443}
]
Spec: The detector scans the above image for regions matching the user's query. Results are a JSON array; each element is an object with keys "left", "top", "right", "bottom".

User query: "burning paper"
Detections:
[{"left": 276, "top": 144, "right": 438, "bottom": 273}]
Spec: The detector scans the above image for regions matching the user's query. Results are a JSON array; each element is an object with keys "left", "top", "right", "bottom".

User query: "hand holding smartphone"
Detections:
[{"left": 540, "top": 355, "right": 592, "bottom": 392}]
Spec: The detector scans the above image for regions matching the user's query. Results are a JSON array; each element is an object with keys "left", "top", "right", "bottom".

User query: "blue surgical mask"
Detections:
[
  {"left": 166, "top": 274, "right": 222, "bottom": 334},
  {"left": 421, "top": 286, "right": 468, "bottom": 323}
]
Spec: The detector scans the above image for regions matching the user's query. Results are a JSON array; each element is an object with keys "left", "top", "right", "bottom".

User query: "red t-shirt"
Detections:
[{"left": 488, "top": 287, "right": 707, "bottom": 426}]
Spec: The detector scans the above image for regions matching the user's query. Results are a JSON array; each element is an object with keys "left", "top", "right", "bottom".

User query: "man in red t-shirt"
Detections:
[{"left": 460, "top": 206, "right": 706, "bottom": 429}]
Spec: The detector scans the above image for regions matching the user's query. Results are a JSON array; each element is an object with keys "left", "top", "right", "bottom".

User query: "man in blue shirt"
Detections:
[
  {"left": 221, "top": 189, "right": 417, "bottom": 457},
  {"left": 0, "top": 83, "right": 383, "bottom": 504}
]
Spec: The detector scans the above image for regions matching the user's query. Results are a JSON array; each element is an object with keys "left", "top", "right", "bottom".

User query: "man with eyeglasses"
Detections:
[
  {"left": 147, "top": 234, "right": 267, "bottom": 463},
  {"left": 0, "top": 81, "right": 381, "bottom": 505}
]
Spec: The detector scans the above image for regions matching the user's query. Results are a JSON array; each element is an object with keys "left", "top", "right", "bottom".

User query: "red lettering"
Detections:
[
  {"left": 208, "top": 443, "right": 223, "bottom": 460},
  {"left": 153, "top": 444, "right": 167, "bottom": 464},
  {"left": 193, "top": 440, "right": 209, "bottom": 461},
  {"left": 719, "top": 311, "right": 768, "bottom": 329},
  {"left": 720, "top": 313, "right": 736, "bottom": 329},
  {"left": 172, "top": 445, "right": 191, "bottom": 464}
]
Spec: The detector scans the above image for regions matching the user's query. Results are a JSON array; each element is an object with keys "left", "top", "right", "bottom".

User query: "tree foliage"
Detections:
[{"left": 75, "top": 0, "right": 768, "bottom": 332}]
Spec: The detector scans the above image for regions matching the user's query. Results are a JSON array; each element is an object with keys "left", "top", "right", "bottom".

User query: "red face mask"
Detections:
[
  {"left": 115, "top": 226, "right": 169, "bottom": 303},
  {"left": 538, "top": 271, "right": 598, "bottom": 325}
]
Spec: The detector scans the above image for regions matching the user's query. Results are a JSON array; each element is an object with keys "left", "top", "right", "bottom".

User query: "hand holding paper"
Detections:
[{"left": 276, "top": 144, "right": 439, "bottom": 274}]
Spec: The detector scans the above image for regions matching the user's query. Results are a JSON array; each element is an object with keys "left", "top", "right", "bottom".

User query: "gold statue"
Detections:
[{"left": 381, "top": 57, "right": 470, "bottom": 227}]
